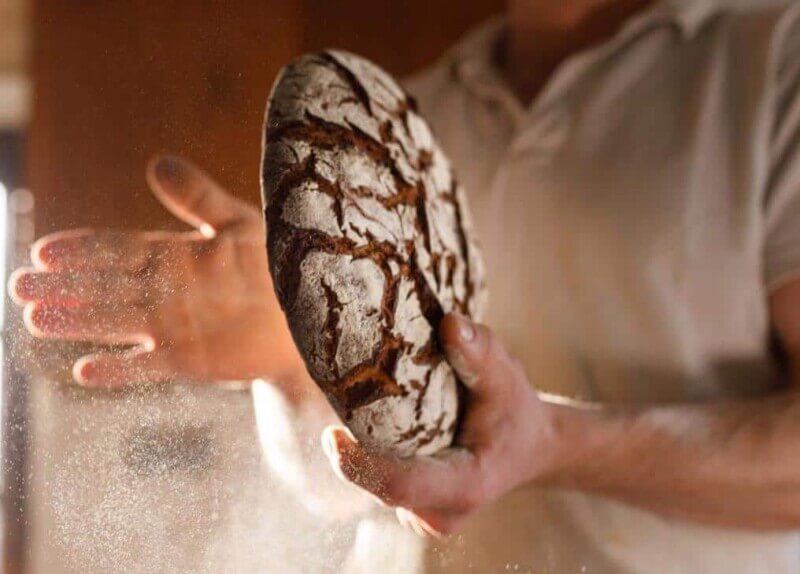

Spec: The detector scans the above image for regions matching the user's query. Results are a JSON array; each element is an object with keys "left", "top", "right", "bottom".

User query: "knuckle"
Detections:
[
  {"left": 382, "top": 469, "right": 411, "bottom": 505},
  {"left": 480, "top": 329, "right": 510, "bottom": 370},
  {"left": 459, "top": 481, "right": 487, "bottom": 513},
  {"left": 484, "top": 333, "right": 519, "bottom": 376},
  {"left": 435, "top": 518, "right": 459, "bottom": 536},
  {"left": 476, "top": 326, "right": 497, "bottom": 361},
  {"left": 470, "top": 455, "right": 495, "bottom": 504}
]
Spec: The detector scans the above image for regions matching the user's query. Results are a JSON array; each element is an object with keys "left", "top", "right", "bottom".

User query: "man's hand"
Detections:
[
  {"left": 321, "top": 313, "right": 567, "bottom": 536},
  {"left": 324, "top": 278, "right": 800, "bottom": 537},
  {"left": 9, "top": 156, "right": 304, "bottom": 389}
]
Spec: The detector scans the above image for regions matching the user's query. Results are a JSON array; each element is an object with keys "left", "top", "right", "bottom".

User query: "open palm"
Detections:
[{"left": 9, "top": 157, "right": 303, "bottom": 388}]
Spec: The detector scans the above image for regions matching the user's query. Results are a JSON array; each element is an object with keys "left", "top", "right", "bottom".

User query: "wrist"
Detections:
[{"left": 528, "top": 399, "right": 622, "bottom": 490}]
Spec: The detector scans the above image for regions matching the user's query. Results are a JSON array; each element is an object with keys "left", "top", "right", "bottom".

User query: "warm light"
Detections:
[
  {"left": 0, "top": 180, "right": 7, "bottom": 440},
  {"left": 0, "top": 180, "right": 7, "bottom": 331}
]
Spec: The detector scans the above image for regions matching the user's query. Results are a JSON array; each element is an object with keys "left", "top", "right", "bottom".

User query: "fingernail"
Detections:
[
  {"left": 8, "top": 269, "right": 33, "bottom": 302},
  {"left": 321, "top": 427, "right": 338, "bottom": 460},
  {"left": 33, "top": 240, "right": 67, "bottom": 267},
  {"left": 13, "top": 273, "right": 32, "bottom": 298},
  {"left": 73, "top": 358, "right": 95, "bottom": 386},
  {"left": 26, "top": 304, "right": 62, "bottom": 332},
  {"left": 154, "top": 156, "right": 183, "bottom": 184},
  {"left": 452, "top": 313, "right": 476, "bottom": 343},
  {"left": 396, "top": 508, "right": 411, "bottom": 527},
  {"left": 322, "top": 427, "right": 353, "bottom": 484},
  {"left": 199, "top": 223, "right": 217, "bottom": 239}
]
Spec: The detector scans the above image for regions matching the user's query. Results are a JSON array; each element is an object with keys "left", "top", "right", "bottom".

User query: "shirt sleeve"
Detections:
[{"left": 763, "top": 4, "right": 800, "bottom": 292}]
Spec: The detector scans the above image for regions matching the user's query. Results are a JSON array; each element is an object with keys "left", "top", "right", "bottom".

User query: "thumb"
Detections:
[
  {"left": 439, "top": 313, "right": 510, "bottom": 398},
  {"left": 146, "top": 155, "right": 257, "bottom": 237}
]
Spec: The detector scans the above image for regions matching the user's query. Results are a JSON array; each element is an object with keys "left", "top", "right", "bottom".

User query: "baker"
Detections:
[{"left": 11, "top": 0, "right": 800, "bottom": 572}]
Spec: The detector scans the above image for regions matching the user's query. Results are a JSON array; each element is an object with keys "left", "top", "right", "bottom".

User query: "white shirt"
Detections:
[{"left": 402, "top": 1, "right": 800, "bottom": 572}]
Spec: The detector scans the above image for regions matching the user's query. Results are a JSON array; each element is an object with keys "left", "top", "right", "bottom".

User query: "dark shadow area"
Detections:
[{"left": 0, "top": 131, "right": 24, "bottom": 189}]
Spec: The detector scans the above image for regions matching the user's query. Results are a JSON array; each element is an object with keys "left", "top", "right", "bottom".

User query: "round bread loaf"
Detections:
[{"left": 261, "top": 50, "right": 487, "bottom": 456}]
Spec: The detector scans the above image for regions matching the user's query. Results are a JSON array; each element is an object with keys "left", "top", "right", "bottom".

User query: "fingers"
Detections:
[
  {"left": 23, "top": 302, "right": 152, "bottom": 346},
  {"left": 395, "top": 508, "right": 444, "bottom": 538},
  {"left": 322, "top": 426, "right": 486, "bottom": 513},
  {"left": 147, "top": 156, "right": 258, "bottom": 236},
  {"left": 30, "top": 229, "right": 185, "bottom": 272},
  {"left": 318, "top": 319, "right": 532, "bottom": 539},
  {"left": 74, "top": 349, "right": 170, "bottom": 389},
  {"left": 10, "top": 268, "right": 141, "bottom": 305},
  {"left": 322, "top": 426, "right": 479, "bottom": 537},
  {"left": 439, "top": 313, "right": 518, "bottom": 398},
  {"left": 399, "top": 508, "right": 464, "bottom": 537}
]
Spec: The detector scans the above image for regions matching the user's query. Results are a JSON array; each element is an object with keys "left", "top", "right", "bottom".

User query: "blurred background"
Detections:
[
  {"left": 0, "top": 0, "right": 791, "bottom": 573},
  {"left": 0, "top": 2, "right": 503, "bottom": 573}
]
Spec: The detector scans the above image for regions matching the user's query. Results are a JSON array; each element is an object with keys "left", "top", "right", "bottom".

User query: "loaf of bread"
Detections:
[{"left": 262, "top": 50, "right": 487, "bottom": 456}]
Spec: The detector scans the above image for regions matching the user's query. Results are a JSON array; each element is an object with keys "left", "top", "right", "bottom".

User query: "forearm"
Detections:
[{"left": 545, "top": 389, "right": 800, "bottom": 529}]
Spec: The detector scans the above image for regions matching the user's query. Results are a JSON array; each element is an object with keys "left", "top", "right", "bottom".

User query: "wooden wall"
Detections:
[
  {"left": 0, "top": 0, "right": 28, "bottom": 75},
  {"left": 28, "top": 0, "right": 502, "bottom": 232}
]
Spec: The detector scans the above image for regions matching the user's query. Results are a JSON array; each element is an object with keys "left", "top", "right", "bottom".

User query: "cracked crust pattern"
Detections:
[{"left": 262, "top": 50, "right": 487, "bottom": 456}]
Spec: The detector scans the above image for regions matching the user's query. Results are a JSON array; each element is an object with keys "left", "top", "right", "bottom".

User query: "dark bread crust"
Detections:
[{"left": 262, "top": 50, "right": 487, "bottom": 456}]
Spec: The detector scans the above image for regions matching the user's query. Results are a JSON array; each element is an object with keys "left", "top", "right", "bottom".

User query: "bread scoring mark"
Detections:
[
  {"left": 268, "top": 223, "right": 445, "bottom": 410},
  {"left": 267, "top": 114, "right": 472, "bottom": 315},
  {"left": 269, "top": 111, "right": 414, "bottom": 187},
  {"left": 397, "top": 412, "right": 447, "bottom": 448},
  {"left": 321, "top": 279, "right": 344, "bottom": 380},
  {"left": 317, "top": 52, "right": 373, "bottom": 118}
]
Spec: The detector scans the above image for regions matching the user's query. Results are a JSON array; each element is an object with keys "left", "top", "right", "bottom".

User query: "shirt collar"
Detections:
[
  {"left": 668, "top": 0, "right": 722, "bottom": 36},
  {"left": 449, "top": 0, "right": 722, "bottom": 93}
]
